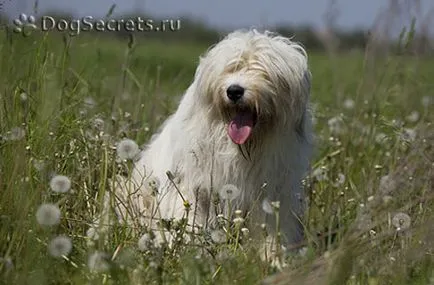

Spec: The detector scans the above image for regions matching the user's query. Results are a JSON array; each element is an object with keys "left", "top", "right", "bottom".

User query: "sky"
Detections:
[{"left": 2, "top": 0, "right": 434, "bottom": 31}]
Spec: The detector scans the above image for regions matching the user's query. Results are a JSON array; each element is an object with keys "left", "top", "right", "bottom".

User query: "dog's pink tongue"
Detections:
[{"left": 228, "top": 111, "right": 254, "bottom": 145}]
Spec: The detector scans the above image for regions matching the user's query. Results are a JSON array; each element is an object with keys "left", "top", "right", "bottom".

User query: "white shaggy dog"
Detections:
[{"left": 112, "top": 29, "right": 313, "bottom": 255}]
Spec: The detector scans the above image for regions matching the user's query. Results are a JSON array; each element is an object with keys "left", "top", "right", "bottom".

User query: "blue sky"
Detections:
[{"left": 3, "top": 0, "right": 434, "bottom": 31}]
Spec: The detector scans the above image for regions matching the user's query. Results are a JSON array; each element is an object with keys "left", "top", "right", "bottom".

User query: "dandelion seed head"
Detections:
[
  {"left": 84, "top": 97, "right": 96, "bottom": 109},
  {"left": 20, "top": 92, "right": 28, "bottom": 102},
  {"left": 406, "top": 111, "right": 420, "bottom": 123},
  {"left": 343, "top": 98, "right": 355, "bottom": 110},
  {"left": 88, "top": 251, "right": 110, "bottom": 272},
  {"left": 210, "top": 230, "right": 226, "bottom": 244},
  {"left": 32, "top": 159, "right": 46, "bottom": 172},
  {"left": 121, "top": 92, "right": 131, "bottom": 101},
  {"left": 149, "top": 261, "right": 158, "bottom": 268},
  {"left": 36, "top": 203, "right": 61, "bottom": 226},
  {"left": 86, "top": 227, "right": 100, "bottom": 241},
  {"left": 298, "top": 247, "right": 308, "bottom": 257},
  {"left": 48, "top": 235, "right": 72, "bottom": 258},
  {"left": 79, "top": 109, "right": 87, "bottom": 117},
  {"left": 392, "top": 119, "right": 404, "bottom": 128},
  {"left": 328, "top": 116, "right": 345, "bottom": 135},
  {"left": 333, "top": 173, "right": 346, "bottom": 187},
  {"left": 92, "top": 118, "right": 105, "bottom": 131},
  {"left": 49, "top": 175, "right": 71, "bottom": 193},
  {"left": 138, "top": 233, "right": 152, "bottom": 252},
  {"left": 375, "top": 133, "right": 387, "bottom": 144},
  {"left": 392, "top": 212, "right": 411, "bottom": 231},
  {"left": 421, "top": 95, "right": 432, "bottom": 107},
  {"left": 218, "top": 184, "right": 241, "bottom": 201},
  {"left": 0, "top": 257, "right": 14, "bottom": 271},
  {"left": 401, "top": 128, "right": 417, "bottom": 142},
  {"left": 6, "top": 127, "right": 25, "bottom": 141},
  {"left": 313, "top": 167, "right": 328, "bottom": 182},
  {"left": 262, "top": 198, "right": 273, "bottom": 214},
  {"left": 379, "top": 175, "right": 396, "bottom": 194},
  {"left": 116, "top": 139, "right": 139, "bottom": 160}
]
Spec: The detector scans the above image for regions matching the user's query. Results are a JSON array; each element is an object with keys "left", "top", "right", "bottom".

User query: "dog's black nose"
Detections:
[{"left": 226, "top": 84, "right": 245, "bottom": 102}]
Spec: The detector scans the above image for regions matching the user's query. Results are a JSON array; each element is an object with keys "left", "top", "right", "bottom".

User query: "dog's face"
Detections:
[{"left": 194, "top": 30, "right": 311, "bottom": 145}]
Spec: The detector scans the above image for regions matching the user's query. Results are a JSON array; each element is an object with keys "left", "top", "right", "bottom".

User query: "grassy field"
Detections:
[{"left": 0, "top": 28, "right": 433, "bottom": 285}]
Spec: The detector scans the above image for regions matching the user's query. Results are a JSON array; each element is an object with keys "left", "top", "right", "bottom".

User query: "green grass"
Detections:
[{"left": 0, "top": 29, "right": 433, "bottom": 285}]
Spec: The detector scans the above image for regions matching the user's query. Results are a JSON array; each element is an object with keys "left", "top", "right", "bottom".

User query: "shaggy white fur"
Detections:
[{"left": 112, "top": 29, "right": 313, "bottom": 255}]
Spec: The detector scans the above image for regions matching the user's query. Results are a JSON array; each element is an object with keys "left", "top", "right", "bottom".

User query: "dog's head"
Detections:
[{"left": 194, "top": 29, "right": 311, "bottom": 145}]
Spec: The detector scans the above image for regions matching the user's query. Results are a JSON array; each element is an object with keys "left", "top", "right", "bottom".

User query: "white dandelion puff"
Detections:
[
  {"left": 116, "top": 139, "right": 139, "bottom": 160},
  {"left": 48, "top": 235, "right": 72, "bottom": 258},
  {"left": 421, "top": 95, "right": 432, "bottom": 107},
  {"left": 20, "top": 92, "right": 28, "bottom": 102},
  {"left": 379, "top": 175, "right": 396, "bottom": 194},
  {"left": 210, "top": 230, "right": 226, "bottom": 244},
  {"left": 298, "top": 247, "right": 308, "bottom": 257},
  {"left": 262, "top": 198, "right": 273, "bottom": 214},
  {"left": 36, "top": 203, "right": 61, "bottom": 226},
  {"left": 375, "top": 133, "right": 387, "bottom": 144},
  {"left": 6, "top": 127, "right": 25, "bottom": 141},
  {"left": 88, "top": 251, "right": 110, "bottom": 272},
  {"left": 218, "top": 184, "right": 241, "bottom": 201},
  {"left": 392, "top": 119, "right": 404, "bottom": 128},
  {"left": 84, "top": 97, "right": 96, "bottom": 109},
  {"left": 137, "top": 233, "right": 152, "bottom": 252},
  {"left": 400, "top": 128, "right": 417, "bottom": 142},
  {"left": 86, "top": 227, "right": 100, "bottom": 241},
  {"left": 0, "top": 257, "right": 14, "bottom": 271},
  {"left": 343, "top": 98, "right": 355, "bottom": 110},
  {"left": 92, "top": 118, "right": 105, "bottom": 131},
  {"left": 392, "top": 212, "right": 411, "bottom": 231},
  {"left": 149, "top": 261, "right": 158, "bottom": 268},
  {"left": 32, "top": 159, "right": 46, "bottom": 172},
  {"left": 333, "top": 173, "right": 346, "bottom": 187},
  {"left": 49, "top": 175, "right": 71, "bottom": 193},
  {"left": 406, "top": 111, "right": 419, "bottom": 123},
  {"left": 313, "top": 167, "right": 328, "bottom": 182},
  {"left": 328, "top": 116, "right": 345, "bottom": 135}
]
